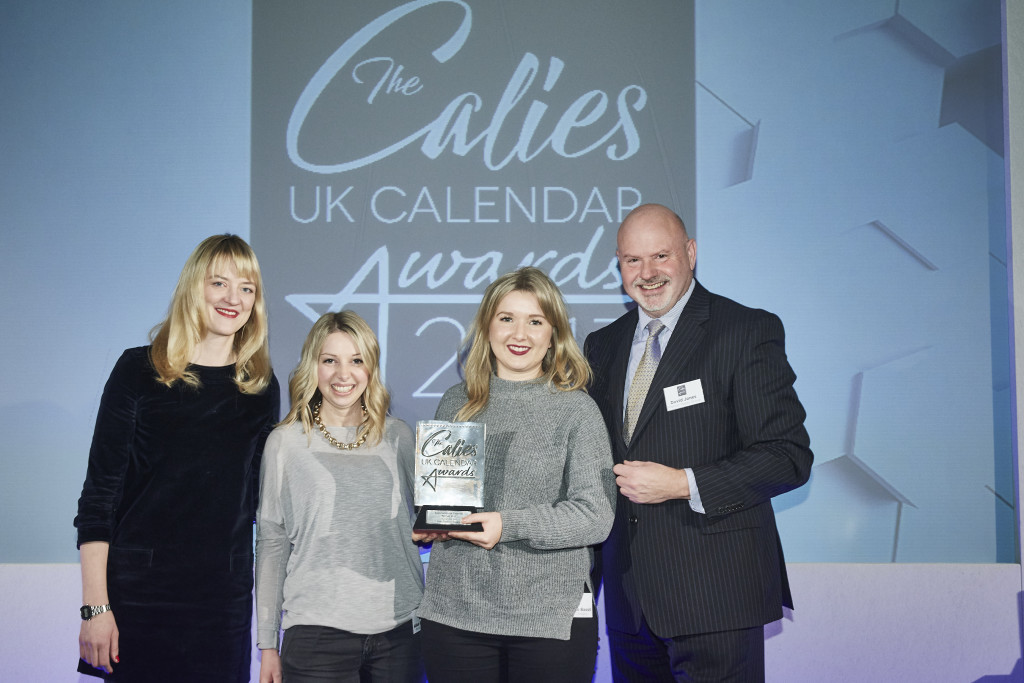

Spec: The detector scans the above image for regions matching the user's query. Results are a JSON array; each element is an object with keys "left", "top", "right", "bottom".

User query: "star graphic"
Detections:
[{"left": 420, "top": 468, "right": 439, "bottom": 492}]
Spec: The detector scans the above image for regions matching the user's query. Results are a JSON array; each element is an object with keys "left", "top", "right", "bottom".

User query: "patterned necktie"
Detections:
[{"left": 625, "top": 319, "right": 665, "bottom": 443}]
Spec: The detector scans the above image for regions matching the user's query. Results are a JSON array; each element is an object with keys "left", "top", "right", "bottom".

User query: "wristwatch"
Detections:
[{"left": 80, "top": 604, "right": 112, "bottom": 621}]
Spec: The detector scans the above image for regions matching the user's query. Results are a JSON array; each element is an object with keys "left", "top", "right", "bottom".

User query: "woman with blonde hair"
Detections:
[
  {"left": 75, "top": 234, "right": 280, "bottom": 681},
  {"left": 256, "top": 311, "right": 424, "bottom": 683},
  {"left": 413, "top": 266, "right": 616, "bottom": 683}
]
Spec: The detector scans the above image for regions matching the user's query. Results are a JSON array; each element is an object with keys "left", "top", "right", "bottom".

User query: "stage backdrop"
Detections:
[
  {"left": 0, "top": 0, "right": 1010, "bottom": 565},
  {"left": 251, "top": 0, "right": 1012, "bottom": 565}
]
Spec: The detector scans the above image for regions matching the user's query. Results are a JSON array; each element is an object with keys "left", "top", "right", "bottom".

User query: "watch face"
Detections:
[{"left": 80, "top": 605, "right": 91, "bottom": 620}]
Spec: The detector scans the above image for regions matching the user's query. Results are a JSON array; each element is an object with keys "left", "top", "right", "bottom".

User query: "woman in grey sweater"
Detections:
[
  {"left": 414, "top": 267, "right": 616, "bottom": 682},
  {"left": 256, "top": 311, "right": 424, "bottom": 683}
]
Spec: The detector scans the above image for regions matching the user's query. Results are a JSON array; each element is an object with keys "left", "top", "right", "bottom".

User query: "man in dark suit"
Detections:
[{"left": 584, "top": 204, "right": 813, "bottom": 682}]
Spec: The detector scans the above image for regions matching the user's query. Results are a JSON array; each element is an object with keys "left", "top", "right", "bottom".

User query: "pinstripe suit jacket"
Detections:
[{"left": 584, "top": 281, "right": 812, "bottom": 638}]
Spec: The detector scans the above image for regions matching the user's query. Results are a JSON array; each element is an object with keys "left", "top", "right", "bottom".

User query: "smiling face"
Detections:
[
  {"left": 202, "top": 261, "right": 256, "bottom": 342},
  {"left": 316, "top": 331, "right": 369, "bottom": 426},
  {"left": 616, "top": 205, "right": 697, "bottom": 316},
  {"left": 488, "top": 290, "right": 553, "bottom": 381}
]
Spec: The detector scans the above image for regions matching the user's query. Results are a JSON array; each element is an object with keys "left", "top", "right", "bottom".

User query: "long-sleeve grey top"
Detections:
[
  {"left": 416, "top": 376, "right": 616, "bottom": 640},
  {"left": 255, "top": 417, "right": 424, "bottom": 649}
]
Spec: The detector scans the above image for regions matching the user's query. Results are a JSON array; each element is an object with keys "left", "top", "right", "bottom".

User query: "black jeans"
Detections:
[
  {"left": 420, "top": 614, "right": 598, "bottom": 683},
  {"left": 280, "top": 622, "right": 424, "bottom": 683}
]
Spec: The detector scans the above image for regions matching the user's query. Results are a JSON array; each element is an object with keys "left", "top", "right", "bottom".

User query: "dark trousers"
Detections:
[
  {"left": 420, "top": 615, "right": 598, "bottom": 683},
  {"left": 608, "top": 617, "right": 765, "bottom": 683},
  {"left": 280, "top": 622, "right": 424, "bottom": 683}
]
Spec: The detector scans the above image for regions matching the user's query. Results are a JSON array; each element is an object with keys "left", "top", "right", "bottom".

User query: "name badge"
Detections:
[
  {"left": 663, "top": 379, "right": 705, "bottom": 411},
  {"left": 574, "top": 592, "right": 593, "bottom": 619}
]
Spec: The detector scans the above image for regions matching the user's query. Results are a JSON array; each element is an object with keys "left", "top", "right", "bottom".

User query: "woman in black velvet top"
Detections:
[{"left": 75, "top": 234, "right": 280, "bottom": 682}]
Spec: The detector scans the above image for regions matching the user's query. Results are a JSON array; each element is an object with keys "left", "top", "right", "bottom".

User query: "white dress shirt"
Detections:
[{"left": 623, "top": 279, "right": 705, "bottom": 513}]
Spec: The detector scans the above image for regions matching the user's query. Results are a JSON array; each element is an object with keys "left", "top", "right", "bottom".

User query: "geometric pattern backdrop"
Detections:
[{"left": 696, "top": 0, "right": 1010, "bottom": 561}]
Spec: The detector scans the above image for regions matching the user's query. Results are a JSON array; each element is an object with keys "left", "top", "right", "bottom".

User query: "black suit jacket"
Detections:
[{"left": 584, "top": 281, "right": 812, "bottom": 638}]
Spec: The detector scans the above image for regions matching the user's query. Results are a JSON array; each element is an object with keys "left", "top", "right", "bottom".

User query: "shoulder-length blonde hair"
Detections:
[
  {"left": 456, "top": 266, "right": 591, "bottom": 421},
  {"left": 281, "top": 311, "right": 389, "bottom": 447},
  {"left": 149, "top": 234, "right": 272, "bottom": 394}
]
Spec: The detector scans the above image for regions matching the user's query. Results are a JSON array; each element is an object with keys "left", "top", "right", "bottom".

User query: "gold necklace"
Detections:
[{"left": 313, "top": 401, "right": 368, "bottom": 450}]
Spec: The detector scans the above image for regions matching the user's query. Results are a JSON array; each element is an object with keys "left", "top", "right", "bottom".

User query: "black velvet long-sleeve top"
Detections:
[{"left": 75, "top": 346, "right": 280, "bottom": 567}]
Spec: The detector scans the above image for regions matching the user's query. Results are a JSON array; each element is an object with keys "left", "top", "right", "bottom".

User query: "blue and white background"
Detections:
[{"left": 2, "top": 1, "right": 1020, "bottom": 681}]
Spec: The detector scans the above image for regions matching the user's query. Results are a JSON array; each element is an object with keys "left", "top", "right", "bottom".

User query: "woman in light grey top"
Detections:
[
  {"left": 413, "top": 267, "right": 616, "bottom": 683},
  {"left": 256, "top": 311, "right": 424, "bottom": 683}
]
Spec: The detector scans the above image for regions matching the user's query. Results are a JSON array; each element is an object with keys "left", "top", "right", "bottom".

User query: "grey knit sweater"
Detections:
[
  {"left": 255, "top": 417, "right": 424, "bottom": 649},
  {"left": 416, "top": 376, "right": 616, "bottom": 640}
]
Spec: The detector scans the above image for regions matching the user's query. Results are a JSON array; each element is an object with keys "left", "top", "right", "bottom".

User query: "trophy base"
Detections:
[{"left": 414, "top": 506, "right": 483, "bottom": 532}]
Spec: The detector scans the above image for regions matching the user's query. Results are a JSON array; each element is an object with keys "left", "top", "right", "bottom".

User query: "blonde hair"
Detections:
[
  {"left": 281, "top": 311, "right": 389, "bottom": 447},
  {"left": 149, "top": 234, "right": 272, "bottom": 394},
  {"left": 456, "top": 267, "right": 591, "bottom": 421}
]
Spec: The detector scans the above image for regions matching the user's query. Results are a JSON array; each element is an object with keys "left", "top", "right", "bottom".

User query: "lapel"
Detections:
[
  {"left": 626, "top": 281, "right": 711, "bottom": 451},
  {"left": 607, "top": 310, "right": 637, "bottom": 447}
]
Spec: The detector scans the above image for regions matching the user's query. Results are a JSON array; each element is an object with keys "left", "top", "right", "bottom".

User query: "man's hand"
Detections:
[{"left": 613, "top": 460, "right": 689, "bottom": 504}]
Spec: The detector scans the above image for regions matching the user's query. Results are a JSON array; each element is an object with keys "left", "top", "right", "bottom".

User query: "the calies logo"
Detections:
[
  {"left": 287, "top": 0, "right": 647, "bottom": 174},
  {"left": 418, "top": 427, "right": 479, "bottom": 491}
]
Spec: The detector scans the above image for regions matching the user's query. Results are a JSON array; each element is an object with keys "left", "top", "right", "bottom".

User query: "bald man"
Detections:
[{"left": 584, "top": 204, "right": 813, "bottom": 682}]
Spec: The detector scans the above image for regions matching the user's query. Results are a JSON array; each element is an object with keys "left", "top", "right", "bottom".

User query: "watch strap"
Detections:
[{"left": 80, "top": 604, "right": 112, "bottom": 620}]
